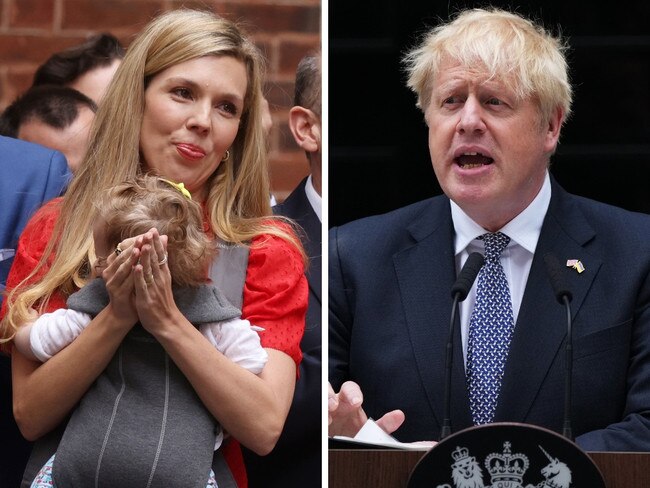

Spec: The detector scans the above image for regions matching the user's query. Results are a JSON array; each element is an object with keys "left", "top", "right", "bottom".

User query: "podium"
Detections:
[{"left": 329, "top": 450, "right": 650, "bottom": 487}]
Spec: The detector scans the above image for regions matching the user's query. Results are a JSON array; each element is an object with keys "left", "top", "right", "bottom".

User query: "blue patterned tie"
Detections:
[{"left": 467, "top": 232, "right": 514, "bottom": 425}]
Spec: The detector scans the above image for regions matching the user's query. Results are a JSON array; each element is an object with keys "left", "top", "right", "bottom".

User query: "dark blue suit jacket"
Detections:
[
  {"left": 330, "top": 178, "right": 650, "bottom": 451},
  {"left": 0, "top": 136, "right": 69, "bottom": 488},
  {"left": 0, "top": 136, "right": 70, "bottom": 297},
  {"left": 244, "top": 177, "right": 322, "bottom": 487}
]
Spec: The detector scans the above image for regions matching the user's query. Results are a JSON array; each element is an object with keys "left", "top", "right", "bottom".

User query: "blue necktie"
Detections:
[{"left": 467, "top": 232, "right": 514, "bottom": 425}]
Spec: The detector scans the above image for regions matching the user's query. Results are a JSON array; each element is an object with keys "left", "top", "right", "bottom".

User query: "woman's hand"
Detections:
[
  {"left": 101, "top": 235, "right": 142, "bottom": 326},
  {"left": 132, "top": 228, "right": 176, "bottom": 333}
]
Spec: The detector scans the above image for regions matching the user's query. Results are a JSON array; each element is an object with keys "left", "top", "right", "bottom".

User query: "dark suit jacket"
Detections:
[
  {"left": 0, "top": 136, "right": 69, "bottom": 487},
  {"left": 330, "top": 178, "right": 650, "bottom": 451},
  {"left": 244, "top": 177, "right": 322, "bottom": 487},
  {"left": 0, "top": 136, "right": 70, "bottom": 295}
]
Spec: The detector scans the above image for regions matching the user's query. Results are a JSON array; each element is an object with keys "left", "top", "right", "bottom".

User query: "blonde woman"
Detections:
[{"left": 1, "top": 9, "right": 307, "bottom": 487}]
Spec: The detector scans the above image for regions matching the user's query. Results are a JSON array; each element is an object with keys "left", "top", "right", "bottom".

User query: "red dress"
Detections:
[{"left": 1, "top": 198, "right": 308, "bottom": 487}]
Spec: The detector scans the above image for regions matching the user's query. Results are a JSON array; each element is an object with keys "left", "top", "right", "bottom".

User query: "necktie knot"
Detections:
[{"left": 480, "top": 232, "right": 510, "bottom": 262}]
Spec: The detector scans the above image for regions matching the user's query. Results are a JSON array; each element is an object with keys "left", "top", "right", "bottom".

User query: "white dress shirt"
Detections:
[
  {"left": 305, "top": 174, "right": 322, "bottom": 223},
  {"left": 451, "top": 172, "right": 552, "bottom": 365}
]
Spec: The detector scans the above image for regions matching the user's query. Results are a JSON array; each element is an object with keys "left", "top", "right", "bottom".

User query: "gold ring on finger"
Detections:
[
  {"left": 145, "top": 273, "right": 154, "bottom": 285},
  {"left": 115, "top": 243, "right": 123, "bottom": 256}
]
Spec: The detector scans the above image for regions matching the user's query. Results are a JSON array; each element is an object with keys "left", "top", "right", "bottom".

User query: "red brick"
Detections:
[
  {"left": 254, "top": 39, "right": 273, "bottom": 68},
  {"left": 0, "top": 0, "right": 317, "bottom": 199},
  {"left": 9, "top": 0, "right": 56, "bottom": 29},
  {"left": 167, "top": 0, "right": 216, "bottom": 12},
  {"left": 269, "top": 151, "right": 310, "bottom": 200},
  {"left": 278, "top": 38, "right": 320, "bottom": 76},
  {"left": 0, "top": 75, "right": 5, "bottom": 109},
  {"left": 277, "top": 119, "right": 302, "bottom": 153},
  {"left": 265, "top": 80, "right": 294, "bottom": 109},
  {"left": 62, "top": 0, "right": 164, "bottom": 31},
  {"left": 6, "top": 70, "right": 34, "bottom": 100},
  {"left": 217, "top": 4, "right": 320, "bottom": 35},
  {"left": 0, "top": 35, "right": 87, "bottom": 63}
]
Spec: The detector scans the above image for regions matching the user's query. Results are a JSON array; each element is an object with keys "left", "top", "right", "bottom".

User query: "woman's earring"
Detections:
[{"left": 222, "top": 150, "right": 230, "bottom": 162}]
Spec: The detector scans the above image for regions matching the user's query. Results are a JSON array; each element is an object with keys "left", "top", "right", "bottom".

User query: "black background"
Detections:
[{"left": 329, "top": 1, "right": 650, "bottom": 227}]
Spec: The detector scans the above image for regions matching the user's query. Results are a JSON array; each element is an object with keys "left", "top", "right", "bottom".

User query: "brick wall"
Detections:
[{"left": 0, "top": 0, "right": 320, "bottom": 200}]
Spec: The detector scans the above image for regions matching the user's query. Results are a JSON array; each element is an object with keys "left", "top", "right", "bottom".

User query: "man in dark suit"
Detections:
[
  {"left": 243, "top": 53, "right": 322, "bottom": 486},
  {"left": 0, "top": 135, "right": 69, "bottom": 487},
  {"left": 329, "top": 8, "right": 650, "bottom": 451}
]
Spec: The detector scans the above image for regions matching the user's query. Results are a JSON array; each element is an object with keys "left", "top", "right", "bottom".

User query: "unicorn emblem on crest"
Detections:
[{"left": 525, "top": 445, "right": 572, "bottom": 488}]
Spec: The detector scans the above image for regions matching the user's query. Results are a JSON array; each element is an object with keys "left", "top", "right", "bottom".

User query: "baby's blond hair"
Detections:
[{"left": 95, "top": 175, "right": 213, "bottom": 287}]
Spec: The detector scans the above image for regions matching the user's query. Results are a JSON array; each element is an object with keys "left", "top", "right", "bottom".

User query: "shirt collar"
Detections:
[
  {"left": 305, "top": 174, "right": 322, "bottom": 223},
  {"left": 451, "top": 171, "right": 551, "bottom": 255}
]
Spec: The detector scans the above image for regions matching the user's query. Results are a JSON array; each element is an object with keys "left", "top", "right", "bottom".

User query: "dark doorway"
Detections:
[{"left": 329, "top": 1, "right": 650, "bottom": 227}]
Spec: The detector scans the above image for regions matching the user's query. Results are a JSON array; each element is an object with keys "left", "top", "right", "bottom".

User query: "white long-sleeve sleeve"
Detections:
[
  {"left": 199, "top": 318, "right": 268, "bottom": 451},
  {"left": 30, "top": 308, "right": 266, "bottom": 452},
  {"left": 199, "top": 319, "right": 268, "bottom": 374},
  {"left": 30, "top": 309, "right": 92, "bottom": 362},
  {"left": 30, "top": 309, "right": 268, "bottom": 374}
]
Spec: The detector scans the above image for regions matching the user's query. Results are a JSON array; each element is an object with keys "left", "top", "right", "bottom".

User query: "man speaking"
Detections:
[{"left": 329, "top": 8, "right": 650, "bottom": 451}]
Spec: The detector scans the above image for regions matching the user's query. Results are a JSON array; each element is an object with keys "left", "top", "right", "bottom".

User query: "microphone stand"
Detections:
[
  {"left": 543, "top": 252, "right": 574, "bottom": 441},
  {"left": 440, "top": 292, "right": 459, "bottom": 440},
  {"left": 440, "top": 252, "right": 484, "bottom": 440}
]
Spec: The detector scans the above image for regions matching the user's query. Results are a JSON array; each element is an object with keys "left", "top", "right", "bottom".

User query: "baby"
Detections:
[{"left": 15, "top": 175, "right": 267, "bottom": 488}]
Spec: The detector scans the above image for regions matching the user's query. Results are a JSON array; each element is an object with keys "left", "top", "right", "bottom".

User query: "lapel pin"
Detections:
[{"left": 566, "top": 259, "right": 585, "bottom": 273}]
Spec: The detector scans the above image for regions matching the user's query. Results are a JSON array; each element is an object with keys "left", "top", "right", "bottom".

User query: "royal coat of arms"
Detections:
[{"left": 436, "top": 442, "right": 572, "bottom": 488}]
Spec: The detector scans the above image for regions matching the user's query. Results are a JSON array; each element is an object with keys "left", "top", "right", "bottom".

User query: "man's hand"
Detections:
[{"left": 328, "top": 380, "right": 405, "bottom": 438}]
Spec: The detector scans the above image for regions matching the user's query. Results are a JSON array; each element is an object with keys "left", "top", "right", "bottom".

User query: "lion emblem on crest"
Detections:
[{"left": 436, "top": 446, "right": 485, "bottom": 488}]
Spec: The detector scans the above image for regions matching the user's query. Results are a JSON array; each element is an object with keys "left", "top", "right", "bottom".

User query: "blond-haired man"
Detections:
[{"left": 329, "top": 8, "right": 650, "bottom": 451}]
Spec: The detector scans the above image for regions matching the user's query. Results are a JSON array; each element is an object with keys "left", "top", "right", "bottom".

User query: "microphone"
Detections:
[
  {"left": 440, "top": 252, "right": 484, "bottom": 440},
  {"left": 544, "top": 253, "right": 574, "bottom": 440},
  {"left": 450, "top": 252, "right": 485, "bottom": 301}
]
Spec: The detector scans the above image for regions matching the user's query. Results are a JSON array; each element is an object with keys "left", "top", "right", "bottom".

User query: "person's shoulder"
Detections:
[
  {"left": 245, "top": 224, "right": 306, "bottom": 293},
  {"left": 329, "top": 196, "right": 447, "bottom": 262},
  {"left": 22, "top": 197, "right": 63, "bottom": 236},
  {"left": 0, "top": 136, "right": 70, "bottom": 192},
  {"left": 565, "top": 191, "right": 650, "bottom": 230},
  {"left": 556, "top": 189, "right": 650, "bottom": 252},
  {"left": 0, "top": 135, "right": 65, "bottom": 165},
  {"left": 250, "top": 220, "right": 304, "bottom": 265},
  {"left": 253, "top": 217, "right": 298, "bottom": 240},
  {"left": 331, "top": 196, "right": 443, "bottom": 239}
]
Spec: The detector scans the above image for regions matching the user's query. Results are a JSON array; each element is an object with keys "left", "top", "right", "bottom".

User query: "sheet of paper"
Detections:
[
  {"left": 355, "top": 418, "right": 401, "bottom": 443},
  {"left": 331, "top": 419, "right": 432, "bottom": 451}
]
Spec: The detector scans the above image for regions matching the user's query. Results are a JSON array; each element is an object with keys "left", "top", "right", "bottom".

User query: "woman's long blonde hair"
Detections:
[{"left": 3, "top": 9, "right": 302, "bottom": 336}]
